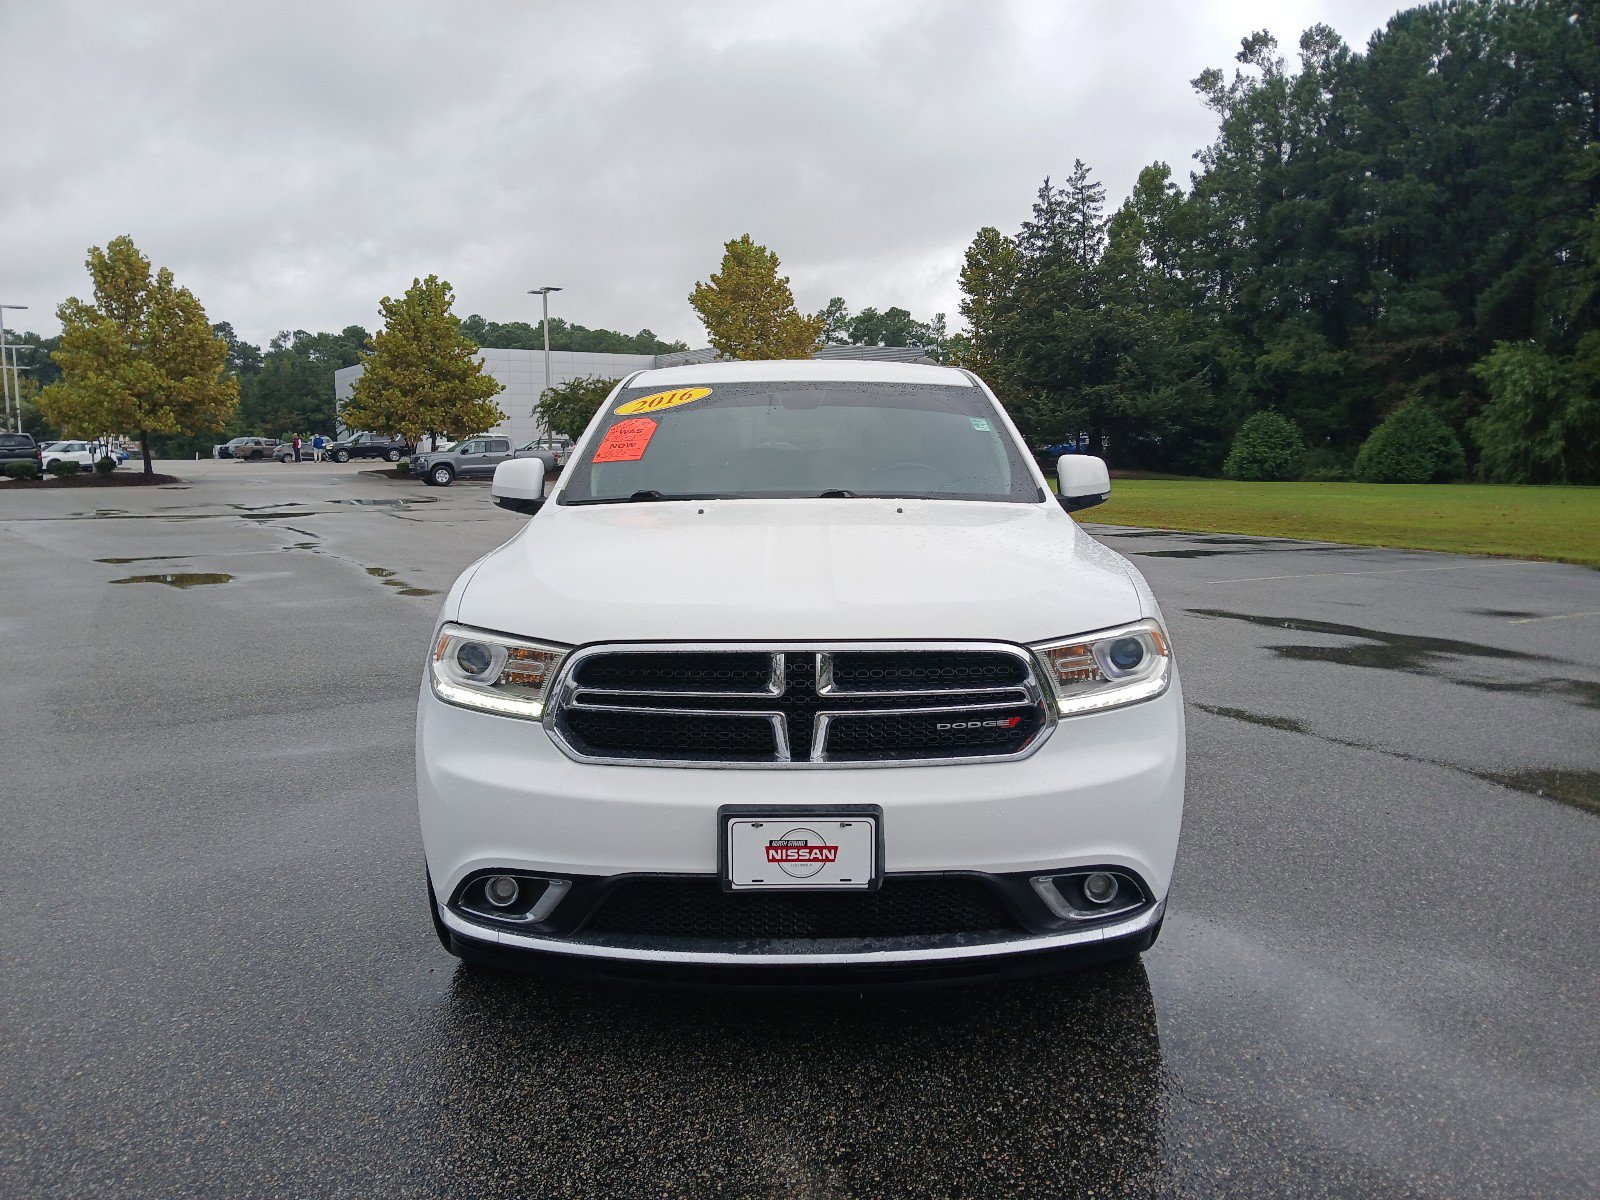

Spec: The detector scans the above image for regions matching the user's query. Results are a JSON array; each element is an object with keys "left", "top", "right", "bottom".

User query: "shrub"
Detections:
[
  {"left": 94, "top": 456, "right": 118, "bottom": 476},
  {"left": 1301, "top": 444, "right": 1355, "bottom": 482},
  {"left": 1223, "top": 412, "right": 1304, "bottom": 481},
  {"left": 46, "top": 459, "right": 82, "bottom": 478},
  {"left": 4, "top": 460, "right": 40, "bottom": 481},
  {"left": 1355, "top": 403, "right": 1466, "bottom": 483}
]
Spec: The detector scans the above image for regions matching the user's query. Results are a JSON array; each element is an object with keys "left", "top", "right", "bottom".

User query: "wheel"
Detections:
[
  {"left": 250, "top": 451, "right": 263, "bottom": 460},
  {"left": 334, "top": 450, "right": 349, "bottom": 463},
  {"left": 45, "top": 459, "right": 59, "bottom": 470},
  {"left": 385, "top": 448, "right": 401, "bottom": 462},
  {"left": 431, "top": 464, "right": 455, "bottom": 486}
]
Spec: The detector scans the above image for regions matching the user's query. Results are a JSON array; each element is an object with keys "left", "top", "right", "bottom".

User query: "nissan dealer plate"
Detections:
[{"left": 722, "top": 810, "right": 879, "bottom": 891}]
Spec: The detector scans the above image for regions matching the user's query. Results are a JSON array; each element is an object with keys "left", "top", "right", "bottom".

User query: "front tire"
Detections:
[
  {"left": 431, "top": 465, "right": 455, "bottom": 486},
  {"left": 385, "top": 448, "right": 401, "bottom": 462},
  {"left": 334, "top": 450, "right": 350, "bottom": 463}
]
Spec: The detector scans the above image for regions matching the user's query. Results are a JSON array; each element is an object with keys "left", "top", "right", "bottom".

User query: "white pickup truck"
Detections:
[{"left": 416, "top": 360, "right": 1185, "bottom": 985}]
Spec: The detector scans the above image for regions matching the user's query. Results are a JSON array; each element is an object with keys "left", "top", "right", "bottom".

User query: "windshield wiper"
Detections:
[
  {"left": 816, "top": 489, "right": 859, "bottom": 498},
  {"left": 566, "top": 490, "right": 725, "bottom": 506}
]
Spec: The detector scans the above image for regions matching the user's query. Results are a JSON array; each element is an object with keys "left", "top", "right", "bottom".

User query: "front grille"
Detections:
[
  {"left": 550, "top": 644, "right": 1051, "bottom": 767},
  {"left": 582, "top": 876, "right": 1021, "bottom": 940},
  {"left": 572, "top": 651, "right": 775, "bottom": 694},
  {"left": 562, "top": 709, "right": 778, "bottom": 762},
  {"left": 824, "top": 705, "right": 1045, "bottom": 760}
]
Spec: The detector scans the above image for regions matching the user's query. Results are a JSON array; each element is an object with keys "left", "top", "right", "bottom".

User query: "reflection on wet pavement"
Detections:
[
  {"left": 109, "top": 572, "right": 233, "bottom": 589},
  {"left": 422, "top": 964, "right": 1163, "bottom": 1197}
]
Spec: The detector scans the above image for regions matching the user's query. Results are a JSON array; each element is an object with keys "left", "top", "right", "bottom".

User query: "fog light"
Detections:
[
  {"left": 1082, "top": 872, "right": 1119, "bottom": 905},
  {"left": 484, "top": 875, "right": 520, "bottom": 908}
]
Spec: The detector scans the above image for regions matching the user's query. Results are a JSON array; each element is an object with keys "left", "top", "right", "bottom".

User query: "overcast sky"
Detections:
[{"left": 5, "top": 0, "right": 1405, "bottom": 350}]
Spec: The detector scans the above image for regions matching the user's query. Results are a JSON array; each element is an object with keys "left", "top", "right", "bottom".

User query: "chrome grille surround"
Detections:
[{"left": 544, "top": 642, "right": 1055, "bottom": 769}]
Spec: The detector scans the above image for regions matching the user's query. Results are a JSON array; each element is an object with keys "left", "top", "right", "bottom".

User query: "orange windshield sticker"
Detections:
[
  {"left": 614, "top": 387, "right": 711, "bottom": 416},
  {"left": 592, "top": 418, "right": 658, "bottom": 463}
]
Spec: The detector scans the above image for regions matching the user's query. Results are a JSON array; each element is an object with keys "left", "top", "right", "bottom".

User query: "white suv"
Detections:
[{"left": 417, "top": 360, "right": 1184, "bottom": 984}]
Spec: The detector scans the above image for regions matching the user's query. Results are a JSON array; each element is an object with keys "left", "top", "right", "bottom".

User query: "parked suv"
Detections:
[
  {"left": 326, "top": 432, "right": 409, "bottom": 463},
  {"left": 411, "top": 436, "right": 553, "bottom": 486},
  {"left": 0, "top": 432, "right": 41, "bottom": 471},
  {"left": 227, "top": 437, "right": 280, "bottom": 461},
  {"left": 418, "top": 361, "right": 1185, "bottom": 984}
]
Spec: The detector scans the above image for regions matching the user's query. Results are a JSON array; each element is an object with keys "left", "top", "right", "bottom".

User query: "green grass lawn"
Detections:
[{"left": 1088, "top": 480, "right": 1600, "bottom": 567}]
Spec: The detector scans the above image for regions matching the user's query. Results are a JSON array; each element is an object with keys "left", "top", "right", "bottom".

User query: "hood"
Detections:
[{"left": 455, "top": 499, "right": 1143, "bottom": 645}]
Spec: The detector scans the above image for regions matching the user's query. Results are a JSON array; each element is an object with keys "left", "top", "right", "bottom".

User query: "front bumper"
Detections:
[{"left": 418, "top": 675, "right": 1184, "bottom": 972}]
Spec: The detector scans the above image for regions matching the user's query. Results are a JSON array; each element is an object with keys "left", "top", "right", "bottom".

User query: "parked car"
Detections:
[
  {"left": 419, "top": 361, "right": 1183, "bottom": 984},
  {"left": 0, "top": 432, "right": 41, "bottom": 471},
  {"left": 411, "top": 436, "right": 552, "bottom": 486},
  {"left": 225, "top": 437, "right": 280, "bottom": 461},
  {"left": 326, "top": 432, "right": 410, "bottom": 463},
  {"left": 214, "top": 437, "right": 250, "bottom": 459},
  {"left": 41, "top": 441, "right": 121, "bottom": 470},
  {"left": 523, "top": 435, "right": 574, "bottom": 468}
]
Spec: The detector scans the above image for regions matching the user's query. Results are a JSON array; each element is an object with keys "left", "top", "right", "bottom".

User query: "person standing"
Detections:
[
  {"left": 312, "top": 433, "right": 325, "bottom": 463},
  {"left": 292, "top": 434, "right": 303, "bottom": 463}
]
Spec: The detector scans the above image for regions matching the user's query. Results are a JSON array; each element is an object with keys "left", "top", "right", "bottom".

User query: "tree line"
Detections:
[{"left": 958, "top": 0, "right": 1599, "bottom": 483}]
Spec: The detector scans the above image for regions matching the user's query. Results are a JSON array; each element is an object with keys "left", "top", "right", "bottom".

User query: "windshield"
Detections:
[
  {"left": 1, "top": 434, "right": 34, "bottom": 447},
  {"left": 559, "top": 380, "right": 1040, "bottom": 505}
]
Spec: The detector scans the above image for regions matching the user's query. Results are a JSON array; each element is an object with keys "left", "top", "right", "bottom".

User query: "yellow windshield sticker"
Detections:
[{"left": 614, "top": 387, "right": 711, "bottom": 416}]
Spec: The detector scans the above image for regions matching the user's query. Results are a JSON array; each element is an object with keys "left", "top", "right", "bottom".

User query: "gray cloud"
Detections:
[{"left": 4, "top": 0, "right": 1403, "bottom": 347}]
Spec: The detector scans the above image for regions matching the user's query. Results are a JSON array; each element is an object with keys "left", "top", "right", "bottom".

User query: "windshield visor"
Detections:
[{"left": 560, "top": 380, "right": 1040, "bottom": 504}]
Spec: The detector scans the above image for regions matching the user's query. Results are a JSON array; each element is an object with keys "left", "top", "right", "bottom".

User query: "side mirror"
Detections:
[
  {"left": 492, "top": 458, "right": 547, "bottom": 515},
  {"left": 1057, "top": 455, "right": 1111, "bottom": 512}
]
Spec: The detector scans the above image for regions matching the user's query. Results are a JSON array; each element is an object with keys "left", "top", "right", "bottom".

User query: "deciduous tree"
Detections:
[
  {"left": 535, "top": 376, "right": 619, "bottom": 439},
  {"left": 40, "top": 236, "right": 237, "bottom": 474},
  {"left": 342, "top": 276, "right": 505, "bottom": 445},
  {"left": 688, "top": 235, "right": 823, "bottom": 360}
]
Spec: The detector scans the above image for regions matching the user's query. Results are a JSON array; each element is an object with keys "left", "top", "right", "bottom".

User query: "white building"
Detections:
[
  {"left": 333, "top": 348, "right": 659, "bottom": 447},
  {"left": 332, "top": 344, "right": 937, "bottom": 446}
]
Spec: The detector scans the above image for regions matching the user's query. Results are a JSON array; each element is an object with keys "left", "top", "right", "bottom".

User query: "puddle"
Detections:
[
  {"left": 1198, "top": 704, "right": 1600, "bottom": 819},
  {"left": 1188, "top": 610, "right": 1554, "bottom": 669},
  {"left": 365, "top": 566, "right": 397, "bottom": 578},
  {"left": 1194, "top": 704, "right": 1308, "bottom": 734},
  {"left": 383, "top": 580, "right": 439, "bottom": 597},
  {"left": 240, "top": 512, "right": 317, "bottom": 521},
  {"left": 110, "top": 572, "right": 233, "bottom": 589},
  {"left": 97, "top": 555, "right": 187, "bottom": 564},
  {"left": 1137, "top": 545, "right": 1348, "bottom": 559},
  {"left": 1472, "top": 768, "right": 1600, "bottom": 818},
  {"left": 332, "top": 497, "right": 436, "bottom": 507},
  {"left": 229, "top": 502, "right": 307, "bottom": 511},
  {"left": 1467, "top": 608, "right": 1543, "bottom": 620}
]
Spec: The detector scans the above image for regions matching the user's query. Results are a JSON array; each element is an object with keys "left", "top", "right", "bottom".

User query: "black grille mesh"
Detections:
[
  {"left": 828, "top": 650, "right": 1029, "bottom": 692},
  {"left": 825, "top": 705, "right": 1044, "bottom": 760},
  {"left": 583, "top": 877, "right": 1020, "bottom": 940},
  {"left": 562, "top": 710, "right": 777, "bottom": 761},
  {"left": 573, "top": 651, "right": 773, "bottom": 693}
]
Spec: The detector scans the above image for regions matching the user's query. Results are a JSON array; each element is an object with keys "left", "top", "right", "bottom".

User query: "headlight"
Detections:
[
  {"left": 1031, "top": 619, "right": 1172, "bottom": 717},
  {"left": 429, "top": 624, "right": 569, "bottom": 720}
]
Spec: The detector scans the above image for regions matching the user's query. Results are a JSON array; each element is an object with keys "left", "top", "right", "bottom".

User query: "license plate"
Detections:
[{"left": 721, "top": 807, "right": 881, "bottom": 892}]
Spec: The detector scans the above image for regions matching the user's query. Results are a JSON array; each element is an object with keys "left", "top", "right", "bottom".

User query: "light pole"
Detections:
[
  {"left": 0, "top": 304, "right": 28, "bottom": 432},
  {"left": 527, "top": 286, "right": 562, "bottom": 435}
]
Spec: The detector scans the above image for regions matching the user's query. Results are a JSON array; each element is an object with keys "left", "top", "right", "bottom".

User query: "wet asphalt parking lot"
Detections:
[{"left": 3, "top": 460, "right": 1598, "bottom": 1198}]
